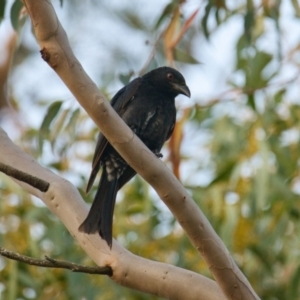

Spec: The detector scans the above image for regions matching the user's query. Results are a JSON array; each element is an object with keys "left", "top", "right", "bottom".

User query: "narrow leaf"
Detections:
[
  {"left": 38, "top": 101, "right": 63, "bottom": 153},
  {"left": 10, "top": 0, "right": 23, "bottom": 31},
  {"left": 65, "top": 108, "right": 80, "bottom": 142},
  {"left": 50, "top": 109, "right": 69, "bottom": 150},
  {"left": 65, "top": 108, "right": 80, "bottom": 134},
  {"left": 174, "top": 48, "right": 200, "bottom": 64},
  {"left": 119, "top": 71, "right": 134, "bottom": 85},
  {"left": 0, "top": 0, "right": 6, "bottom": 22},
  {"left": 201, "top": 2, "right": 212, "bottom": 39},
  {"left": 155, "top": 0, "right": 180, "bottom": 29}
]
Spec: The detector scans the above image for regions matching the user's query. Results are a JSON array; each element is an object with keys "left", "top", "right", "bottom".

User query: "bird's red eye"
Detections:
[{"left": 167, "top": 73, "right": 174, "bottom": 80}]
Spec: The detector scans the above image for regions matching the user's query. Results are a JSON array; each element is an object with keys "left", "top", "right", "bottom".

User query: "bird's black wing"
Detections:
[
  {"left": 110, "top": 77, "right": 143, "bottom": 115},
  {"left": 86, "top": 77, "right": 142, "bottom": 193},
  {"left": 86, "top": 132, "right": 108, "bottom": 193},
  {"left": 166, "top": 113, "right": 176, "bottom": 141}
]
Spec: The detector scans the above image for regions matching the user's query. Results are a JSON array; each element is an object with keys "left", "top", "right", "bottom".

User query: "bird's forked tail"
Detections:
[{"left": 79, "top": 168, "right": 118, "bottom": 247}]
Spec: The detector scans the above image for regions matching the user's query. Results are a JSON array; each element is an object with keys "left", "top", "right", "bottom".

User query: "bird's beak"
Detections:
[{"left": 172, "top": 82, "right": 191, "bottom": 97}]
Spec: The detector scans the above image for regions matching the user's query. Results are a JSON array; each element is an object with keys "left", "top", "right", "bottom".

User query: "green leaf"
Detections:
[
  {"left": 120, "top": 11, "right": 147, "bottom": 30},
  {"left": 244, "top": 0, "right": 255, "bottom": 43},
  {"left": 7, "top": 260, "right": 17, "bottom": 300},
  {"left": 291, "top": 0, "right": 300, "bottom": 18},
  {"left": 38, "top": 101, "right": 63, "bottom": 153},
  {"left": 10, "top": 0, "right": 23, "bottom": 31},
  {"left": 210, "top": 160, "right": 236, "bottom": 185},
  {"left": 215, "top": 7, "right": 221, "bottom": 25},
  {"left": 40, "top": 101, "right": 63, "bottom": 133},
  {"left": 290, "top": 267, "right": 300, "bottom": 298},
  {"left": 174, "top": 48, "right": 200, "bottom": 64},
  {"left": 65, "top": 108, "right": 80, "bottom": 140},
  {"left": 0, "top": 0, "right": 6, "bottom": 22},
  {"left": 119, "top": 70, "right": 134, "bottom": 85},
  {"left": 289, "top": 207, "right": 300, "bottom": 219},
  {"left": 201, "top": 1, "right": 212, "bottom": 39},
  {"left": 50, "top": 108, "right": 69, "bottom": 150},
  {"left": 154, "top": 0, "right": 180, "bottom": 29},
  {"left": 247, "top": 94, "right": 256, "bottom": 110},
  {"left": 245, "top": 50, "right": 273, "bottom": 90},
  {"left": 235, "top": 35, "right": 247, "bottom": 66},
  {"left": 250, "top": 245, "right": 274, "bottom": 273},
  {"left": 274, "top": 88, "right": 286, "bottom": 104},
  {"left": 244, "top": 9, "right": 255, "bottom": 43}
]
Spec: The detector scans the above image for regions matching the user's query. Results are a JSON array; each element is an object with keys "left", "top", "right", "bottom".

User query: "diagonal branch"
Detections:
[
  {"left": 0, "top": 126, "right": 224, "bottom": 300},
  {"left": 19, "top": 1, "right": 259, "bottom": 299}
]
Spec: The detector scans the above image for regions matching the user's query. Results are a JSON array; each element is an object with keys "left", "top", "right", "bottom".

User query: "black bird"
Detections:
[{"left": 79, "top": 67, "right": 190, "bottom": 247}]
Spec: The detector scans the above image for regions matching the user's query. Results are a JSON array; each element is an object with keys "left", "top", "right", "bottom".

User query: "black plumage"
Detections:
[{"left": 79, "top": 67, "right": 190, "bottom": 247}]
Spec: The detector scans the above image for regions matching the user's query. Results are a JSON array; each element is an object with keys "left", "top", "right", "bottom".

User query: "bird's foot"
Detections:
[{"left": 154, "top": 151, "right": 163, "bottom": 158}]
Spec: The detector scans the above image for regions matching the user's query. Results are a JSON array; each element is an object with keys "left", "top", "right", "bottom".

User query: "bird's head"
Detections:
[{"left": 144, "top": 67, "right": 191, "bottom": 98}]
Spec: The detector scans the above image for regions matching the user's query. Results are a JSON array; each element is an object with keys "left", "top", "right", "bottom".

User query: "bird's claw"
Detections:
[{"left": 154, "top": 151, "right": 163, "bottom": 158}]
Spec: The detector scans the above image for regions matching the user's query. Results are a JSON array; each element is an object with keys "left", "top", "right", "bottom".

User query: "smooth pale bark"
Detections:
[
  {"left": 14, "top": 0, "right": 260, "bottom": 299},
  {"left": 0, "top": 127, "right": 224, "bottom": 300}
]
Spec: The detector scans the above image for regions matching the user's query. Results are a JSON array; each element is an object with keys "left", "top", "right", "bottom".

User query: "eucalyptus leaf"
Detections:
[
  {"left": 10, "top": 0, "right": 23, "bottom": 31},
  {"left": 174, "top": 48, "right": 200, "bottom": 64},
  {"left": 38, "top": 101, "right": 63, "bottom": 153},
  {"left": 0, "top": 0, "right": 6, "bottom": 22},
  {"left": 154, "top": 0, "right": 180, "bottom": 29}
]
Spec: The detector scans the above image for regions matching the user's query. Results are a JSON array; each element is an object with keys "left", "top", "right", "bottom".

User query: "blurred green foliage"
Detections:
[{"left": 1, "top": 0, "right": 300, "bottom": 299}]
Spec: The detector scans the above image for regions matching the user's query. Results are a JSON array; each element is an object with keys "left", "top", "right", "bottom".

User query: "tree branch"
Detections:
[
  {"left": 0, "top": 162, "right": 49, "bottom": 192},
  {"left": 0, "top": 247, "right": 112, "bottom": 275},
  {"left": 0, "top": 127, "right": 224, "bottom": 300},
  {"left": 17, "top": 1, "right": 260, "bottom": 299}
]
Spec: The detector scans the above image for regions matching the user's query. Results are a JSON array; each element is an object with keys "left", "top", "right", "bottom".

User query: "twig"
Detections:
[
  {"left": 0, "top": 247, "right": 113, "bottom": 276},
  {"left": 0, "top": 162, "right": 49, "bottom": 192}
]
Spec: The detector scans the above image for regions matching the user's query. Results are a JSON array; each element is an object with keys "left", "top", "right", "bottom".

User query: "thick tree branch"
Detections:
[
  {"left": 0, "top": 127, "right": 224, "bottom": 300},
  {"left": 0, "top": 247, "right": 112, "bottom": 275},
  {"left": 20, "top": 1, "right": 260, "bottom": 299}
]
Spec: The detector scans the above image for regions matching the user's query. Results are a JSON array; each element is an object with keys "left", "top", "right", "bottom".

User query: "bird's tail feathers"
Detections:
[
  {"left": 79, "top": 168, "right": 118, "bottom": 247},
  {"left": 86, "top": 167, "right": 99, "bottom": 194}
]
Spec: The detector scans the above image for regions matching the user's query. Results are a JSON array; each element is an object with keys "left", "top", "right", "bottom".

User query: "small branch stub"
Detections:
[{"left": 40, "top": 47, "right": 50, "bottom": 62}]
